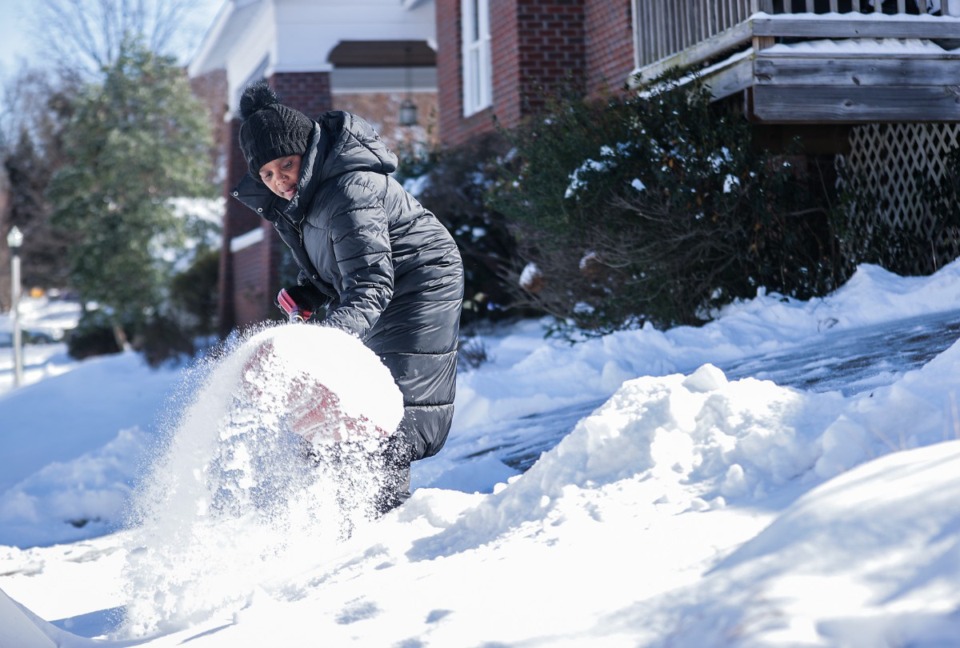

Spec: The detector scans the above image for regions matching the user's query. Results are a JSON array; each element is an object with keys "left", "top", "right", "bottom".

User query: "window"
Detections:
[{"left": 461, "top": 0, "right": 492, "bottom": 116}]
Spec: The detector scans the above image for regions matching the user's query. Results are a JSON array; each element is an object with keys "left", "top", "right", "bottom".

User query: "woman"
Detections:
[{"left": 231, "top": 81, "right": 463, "bottom": 513}]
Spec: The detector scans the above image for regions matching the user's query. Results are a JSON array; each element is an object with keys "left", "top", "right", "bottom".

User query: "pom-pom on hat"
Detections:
[{"left": 238, "top": 80, "right": 314, "bottom": 177}]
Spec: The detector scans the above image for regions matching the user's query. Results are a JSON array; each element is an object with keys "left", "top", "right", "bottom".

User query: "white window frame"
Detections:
[{"left": 461, "top": 0, "right": 492, "bottom": 116}]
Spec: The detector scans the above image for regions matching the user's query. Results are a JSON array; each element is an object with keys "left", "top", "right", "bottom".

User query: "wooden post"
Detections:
[
  {"left": 754, "top": 0, "right": 775, "bottom": 52},
  {"left": 754, "top": 35, "right": 776, "bottom": 50}
]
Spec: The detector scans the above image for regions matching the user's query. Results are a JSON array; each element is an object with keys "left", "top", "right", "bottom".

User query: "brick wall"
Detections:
[
  {"left": 437, "top": 0, "right": 634, "bottom": 148},
  {"left": 333, "top": 91, "right": 440, "bottom": 154},
  {"left": 584, "top": 0, "right": 635, "bottom": 96},
  {"left": 271, "top": 72, "right": 333, "bottom": 120},
  {"left": 512, "top": 0, "right": 587, "bottom": 115},
  {"left": 231, "top": 230, "right": 270, "bottom": 329},
  {"left": 218, "top": 117, "right": 260, "bottom": 336},
  {"left": 437, "top": 0, "right": 469, "bottom": 147}
]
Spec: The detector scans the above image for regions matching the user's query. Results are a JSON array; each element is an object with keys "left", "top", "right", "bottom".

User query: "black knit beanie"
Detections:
[{"left": 238, "top": 80, "right": 314, "bottom": 177}]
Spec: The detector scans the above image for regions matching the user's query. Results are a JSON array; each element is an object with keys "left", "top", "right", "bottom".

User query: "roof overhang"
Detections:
[{"left": 328, "top": 40, "right": 436, "bottom": 68}]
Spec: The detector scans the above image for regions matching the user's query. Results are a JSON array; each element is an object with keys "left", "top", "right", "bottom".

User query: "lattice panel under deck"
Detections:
[{"left": 838, "top": 122, "right": 960, "bottom": 272}]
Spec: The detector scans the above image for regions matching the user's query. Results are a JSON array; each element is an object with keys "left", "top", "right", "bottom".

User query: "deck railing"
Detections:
[{"left": 633, "top": 0, "right": 960, "bottom": 68}]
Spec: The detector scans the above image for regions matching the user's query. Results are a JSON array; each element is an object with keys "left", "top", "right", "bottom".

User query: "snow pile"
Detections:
[
  {"left": 814, "top": 336, "right": 960, "bottom": 478},
  {"left": 2, "top": 263, "right": 960, "bottom": 646},
  {"left": 0, "top": 427, "right": 151, "bottom": 548},
  {"left": 0, "top": 351, "right": 183, "bottom": 547},
  {"left": 118, "top": 323, "right": 403, "bottom": 638},
  {"left": 0, "top": 587, "right": 61, "bottom": 648},
  {"left": 412, "top": 338, "right": 960, "bottom": 564},
  {"left": 665, "top": 440, "right": 960, "bottom": 647}
]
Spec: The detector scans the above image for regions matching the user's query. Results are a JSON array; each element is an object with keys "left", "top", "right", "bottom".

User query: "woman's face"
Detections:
[{"left": 259, "top": 154, "right": 303, "bottom": 200}]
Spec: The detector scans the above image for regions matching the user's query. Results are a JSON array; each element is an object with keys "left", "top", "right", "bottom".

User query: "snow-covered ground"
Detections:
[{"left": 1, "top": 261, "right": 960, "bottom": 647}]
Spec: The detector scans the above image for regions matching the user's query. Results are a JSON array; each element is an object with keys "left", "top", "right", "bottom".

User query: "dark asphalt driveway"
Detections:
[{"left": 463, "top": 308, "right": 960, "bottom": 472}]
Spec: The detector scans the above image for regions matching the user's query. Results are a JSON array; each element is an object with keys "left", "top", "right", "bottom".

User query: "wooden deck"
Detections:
[{"left": 631, "top": 8, "right": 960, "bottom": 123}]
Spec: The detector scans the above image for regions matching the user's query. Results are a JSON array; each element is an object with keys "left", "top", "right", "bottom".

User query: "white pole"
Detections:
[
  {"left": 7, "top": 226, "right": 24, "bottom": 388},
  {"left": 11, "top": 249, "right": 22, "bottom": 387}
]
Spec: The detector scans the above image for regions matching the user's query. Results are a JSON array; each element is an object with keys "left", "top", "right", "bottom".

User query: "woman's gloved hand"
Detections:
[{"left": 275, "top": 284, "right": 328, "bottom": 322}]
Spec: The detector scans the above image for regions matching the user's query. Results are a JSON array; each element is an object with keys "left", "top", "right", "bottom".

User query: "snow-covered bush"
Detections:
[{"left": 489, "top": 72, "right": 848, "bottom": 338}]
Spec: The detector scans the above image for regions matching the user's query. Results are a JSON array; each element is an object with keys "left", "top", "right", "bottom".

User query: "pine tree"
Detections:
[{"left": 48, "top": 39, "right": 215, "bottom": 347}]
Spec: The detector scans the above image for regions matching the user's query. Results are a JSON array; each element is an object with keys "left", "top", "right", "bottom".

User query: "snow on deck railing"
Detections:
[
  {"left": 774, "top": 0, "right": 955, "bottom": 15},
  {"left": 633, "top": 0, "right": 960, "bottom": 68}
]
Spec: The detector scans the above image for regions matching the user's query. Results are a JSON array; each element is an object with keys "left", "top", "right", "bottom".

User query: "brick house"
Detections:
[{"left": 435, "top": 0, "right": 636, "bottom": 148}]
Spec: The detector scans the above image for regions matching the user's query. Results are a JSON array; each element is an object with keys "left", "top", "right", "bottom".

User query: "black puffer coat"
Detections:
[{"left": 233, "top": 111, "right": 463, "bottom": 461}]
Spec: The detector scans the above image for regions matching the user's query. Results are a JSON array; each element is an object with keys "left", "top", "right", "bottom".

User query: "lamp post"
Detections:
[{"left": 7, "top": 226, "right": 23, "bottom": 388}]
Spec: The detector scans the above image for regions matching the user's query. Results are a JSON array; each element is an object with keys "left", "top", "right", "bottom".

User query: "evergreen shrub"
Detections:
[
  {"left": 134, "top": 313, "right": 196, "bottom": 368},
  {"left": 412, "top": 133, "right": 527, "bottom": 326},
  {"left": 66, "top": 310, "right": 124, "bottom": 359},
  {"left": 169, "top": 247, "right": 220, "bottom": 338},
  {"left": 489, "top": 75, "right": 847, "bottom": 338}
]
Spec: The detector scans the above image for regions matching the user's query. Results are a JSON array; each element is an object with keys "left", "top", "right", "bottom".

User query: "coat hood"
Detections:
[{"left": 316, "top": 111, "right": 398, "bottom": 179}]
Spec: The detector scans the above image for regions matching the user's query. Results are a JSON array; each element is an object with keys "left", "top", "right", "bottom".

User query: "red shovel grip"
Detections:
[{"left": 277, "top": 288, "right": 312, "bottom": 322}]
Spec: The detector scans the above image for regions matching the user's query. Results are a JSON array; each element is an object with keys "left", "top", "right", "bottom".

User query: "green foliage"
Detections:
[
  {"left": 489, "top": 75, "right": 845, "bottom": 337},
  {"left": 169, "top": 247, "right": 219, "bottom": 338},
  {"left": 67, "top": 305, "right": 197, "bottom": 367},
  {"left": 47, "top": 39, "right": 216, "bottom": 342}
]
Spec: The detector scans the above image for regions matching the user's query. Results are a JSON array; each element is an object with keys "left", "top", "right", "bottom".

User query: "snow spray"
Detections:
[{"left": 116, "top": 323, "right": 403, "bottom": 638}]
